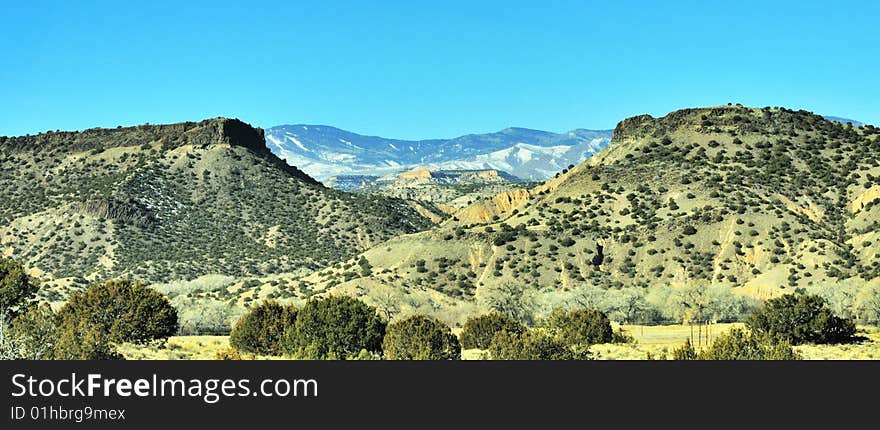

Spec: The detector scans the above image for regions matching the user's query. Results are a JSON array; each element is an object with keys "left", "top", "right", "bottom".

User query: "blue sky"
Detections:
[{"left": 1, "top": 0, "right": 878, "bottom": 139}]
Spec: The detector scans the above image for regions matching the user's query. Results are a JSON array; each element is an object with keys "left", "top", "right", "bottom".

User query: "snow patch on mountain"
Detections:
[
  {"left": 286, "top": 135, "right": 310, "bottom": 152},
  {"left": 265, "top": 125, "right": 611, "bottom": 183}
]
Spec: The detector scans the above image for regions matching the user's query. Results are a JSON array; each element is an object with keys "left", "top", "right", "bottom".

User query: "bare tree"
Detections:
[
  {"left": 372, "top": 286, "right": 401, "bottom": 321},
  {"left": 570, "top": 284, "right": 605, "bottom": 310},
  {"left": 0, "top": 312, "right": 20, "bottom": 360},
  {"left": 855, "top": 285, "right": 880, "bottom": 325},
  {"left": 482, "top": 282, "right": 535, "bottom": 326}
]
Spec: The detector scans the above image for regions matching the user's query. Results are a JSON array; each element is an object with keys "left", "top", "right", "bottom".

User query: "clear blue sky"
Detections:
[{"left": 2, "top": 0, "right": 878, "bottom": 139}]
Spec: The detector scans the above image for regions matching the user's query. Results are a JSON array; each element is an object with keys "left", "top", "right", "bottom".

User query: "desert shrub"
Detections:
[
  {"left": 545, "top": 307, "right": 613, "bottom": 346},
  {"left": 671, "top": 338, "right": 697, "bottom": 360},
  {"left": 382, "top": 315, "right": 460, "bottom": 360},
  {"left": 747, "top": 294, "right": 856, "bottom": 345},
  {"left": 357, "top": 256, "right": 372, "bottom": 276},
  {"left": 460, "top": 313, "right": 526, "bottom": 349},
  {"left": 611, "top": 327, "right": 635, "bottom": 344},
  {"left": 54, "top": 318, "right": 122, "bottom": 360},
  {"left": 283, "top": 296, "right": 385, "bottom": 359},
  {"left": 10, "top": 303, "right": 57, "bottom": 359},
  {"left": 229, "top": 300, "right": 297, "bottom": 355},
  {"left": 0, "top": 257, "right": 39, "bottom": 318},
  {"left": 214, "top": 347, "right": 244, "bottom": 360},
  {"left": 56, "top": 279, "right": 178, "bottom": 345},
  {"left": 488, "top": 329, "right": 590, "bottom": 360},
  {"left": 695, "top": 328, "right": 801, "bottom": 360}
]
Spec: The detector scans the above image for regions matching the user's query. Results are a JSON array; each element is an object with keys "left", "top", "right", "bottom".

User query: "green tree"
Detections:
[
  {"left": 10, "top": 303, "right": 57, "bottom": 360},
  {"left": 57, "top": 279, "right": 178, "bottom": 345},
  {"left": 545, "top": 307, "right": 613, "bottom": 346},
  {"left": 229, "top": 301, "right": 297, "bottom": 355},
  {"left": 0, "top": 257, "right": 39, "bottom": 319},
  {"left": 460, "top": 313, "right": 525, "bottom": 349},
  {"left": 357, "top": 256, "right": 372, "bottom": 277},
  {"left": 382, "top": 315, "right": 460, "bottom": 360},
  {"left": 283, "top": 296, "right": 385, "bottom": 359},
  {"left": 54, "top": 318, "right": 122, "bottom": 360},
  {"left": 747, "top": 294, "right": 856, "bottom": 345}
]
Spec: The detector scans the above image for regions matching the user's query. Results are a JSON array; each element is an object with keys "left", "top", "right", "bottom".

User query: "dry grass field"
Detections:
[
  {"left": 118, "top": 336, "right": 231, "bottom": 360},
  {"left": 591, "top": 323, "right": 880, "bottom": 360},
  {"left": 794, "top": 326, "right": 880, "bottom": 360}
]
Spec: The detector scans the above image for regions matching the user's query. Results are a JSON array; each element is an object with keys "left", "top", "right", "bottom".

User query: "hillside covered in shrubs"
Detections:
[
  {"left": 0, "top": 118, "right": 434, "bottom": 297},
  {"left": 289, "top": 106, "right": 880, "bottom": 328}
]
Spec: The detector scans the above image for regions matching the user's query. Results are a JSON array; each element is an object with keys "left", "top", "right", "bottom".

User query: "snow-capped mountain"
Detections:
[
  {"left": 265, "top": 125, "right": 611, "bottom": 183},
  {"left": 823, "top": 116, "right": 865, "bottom": 126}
]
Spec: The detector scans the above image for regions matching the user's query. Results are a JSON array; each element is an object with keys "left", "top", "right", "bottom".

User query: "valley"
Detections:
[{"left": 331, "top": 167, "right": 540, "bottom": 212}]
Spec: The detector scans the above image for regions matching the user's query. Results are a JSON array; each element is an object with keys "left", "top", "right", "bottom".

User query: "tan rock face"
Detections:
[
  {"left": 454, "top": 189, "right": 531, "bottom": 224},
  {"left": 493, "top": 189, "right": 530, "bottom": 211},
  {"left": 851, "top": 185, "right": 880, "bottom": 213}
]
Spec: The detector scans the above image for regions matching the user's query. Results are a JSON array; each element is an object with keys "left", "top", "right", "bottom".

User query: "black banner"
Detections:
[{"left": 2, "top": 360, "right": 875, "bottom": 428}]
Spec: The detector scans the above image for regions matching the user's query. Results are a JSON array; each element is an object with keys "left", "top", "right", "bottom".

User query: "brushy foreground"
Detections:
[{"left": 118, "top": 324, "right": 880, "bottom": 360}]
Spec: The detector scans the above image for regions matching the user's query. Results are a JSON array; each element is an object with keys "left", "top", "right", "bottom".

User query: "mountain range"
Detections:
[{"left": 265, "top": 125, "right": 611, "bottom": 183}]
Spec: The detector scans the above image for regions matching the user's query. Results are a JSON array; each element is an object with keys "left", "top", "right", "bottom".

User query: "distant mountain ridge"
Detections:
[
  {"left": 265, "top": 125, "right": 612, "bottom": 182},
  {"left": 824, "top": 116, "right": 865, "bottom": 126}
]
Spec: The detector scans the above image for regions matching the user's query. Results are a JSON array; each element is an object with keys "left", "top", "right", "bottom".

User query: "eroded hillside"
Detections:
[
  {"left": 0, "top": 118, "right": 434, "bottom": 299},
  {"left": 265, "top": 106, "right": 880, "bottom": 325}
]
